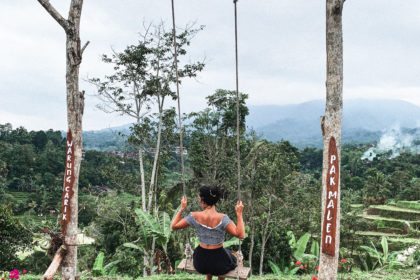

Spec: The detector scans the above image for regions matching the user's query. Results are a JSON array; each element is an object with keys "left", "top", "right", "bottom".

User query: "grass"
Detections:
[
  {"left": 396, "top": 201, "right": 420, "bottom": 210},
  {"left": 388, "top": 237, "right": 420, "bottom": 245},
  {"left": 368, "top": 205, "right": 420, "bottom": 213},
  {"left": 367, "top": 205, "right": 420, "bottom": 221},
  {"left": 7, "top": 191, "right": 33, "bottom": 203},
  {"left": 361, "top": 213, "right": 420, "bottom": 232},
  {"left": 356, "top": 230, "right": 420, "bottom": 250},
  {"left": 21, "top": 270, "right": 420, "bottom": 280},
  {"left": 355, "top": 231, "right": 405, "bottom": 237}
]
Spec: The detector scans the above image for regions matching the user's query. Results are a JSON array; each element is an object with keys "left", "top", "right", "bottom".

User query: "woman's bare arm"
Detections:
[
  {"left": 226, "top": 201, "right": 245, "bottom": 239},
  {"left": 171, "top": 196, "right": 190, "bottom": 230}
]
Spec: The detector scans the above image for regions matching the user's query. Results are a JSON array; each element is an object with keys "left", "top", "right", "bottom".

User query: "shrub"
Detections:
[{"left": 0, "top": 205, "right": 32, "bottom": 269}]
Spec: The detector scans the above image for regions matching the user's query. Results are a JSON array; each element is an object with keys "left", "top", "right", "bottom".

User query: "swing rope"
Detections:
[
  {"left": 171, "top": 0, "right": 193, "bottom": 267},
  {"left": 171, "top": 0, "right": 186, "bottom": 196},
  {"left": 172, "top": 0, "right": 247, "bottom": 278},
  {"left": 233, "top": 1, "right": 243, "bottom": 277},
  {"left": 234, "top": 0, "right": 241, "bottom": 203}
]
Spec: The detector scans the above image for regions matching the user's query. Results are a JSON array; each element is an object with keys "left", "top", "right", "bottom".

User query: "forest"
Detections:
[
  {"left": 1, "top": 92, "right": 420, "bottom": 278},
  {"left": 2, "top": 0, "right": 420, "bottom": 279}
]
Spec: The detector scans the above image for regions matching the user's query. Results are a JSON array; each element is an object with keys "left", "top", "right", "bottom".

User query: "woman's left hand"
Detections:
[
  {"left": 180, "top": 196, "right": 187, "bottom": 211},
  {"left": 236, "top": 200, "right": 244, "bottom": 215}
]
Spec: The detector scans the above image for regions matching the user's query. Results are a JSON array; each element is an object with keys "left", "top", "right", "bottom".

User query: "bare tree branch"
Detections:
[
  {"left": 81, "top": 40, "right": 90, "bottom": 55},
  {"left": 37, "top": 0, "right": 70, "bottom": 32}
]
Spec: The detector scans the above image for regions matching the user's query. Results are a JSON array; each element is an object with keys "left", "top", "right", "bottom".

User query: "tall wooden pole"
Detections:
[
  {"left": 37, "top": 1, "right": 88, "bottom": 279},
  {"left": 318, "top": 0, "right": 344, "bottom": 279}
]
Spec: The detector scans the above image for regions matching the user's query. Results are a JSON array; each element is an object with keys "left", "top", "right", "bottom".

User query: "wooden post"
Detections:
[
  {"left": 62, "top": 130, "right": 75, "bottom": 236},
  {"left": 41, "top": 246, "right": 67, "bottom": 280},
  {"left": 318, "top": 0, "right": 344, "bottom": 279},
  {"left": 37, "top": 1, "right": 88, "bottom": 279}
]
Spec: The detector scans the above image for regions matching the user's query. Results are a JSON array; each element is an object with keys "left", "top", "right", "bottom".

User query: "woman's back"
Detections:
[
  {"left": 192, "top": 211, "right": 225, "bottom": 228},
  {"left": 185, "top": 211, "right": 232, "bottom": 246}
]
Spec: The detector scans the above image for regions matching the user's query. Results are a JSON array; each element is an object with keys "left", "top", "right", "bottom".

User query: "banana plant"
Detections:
[
  {"left": 124, "top": 208, "right": 173, "bottom": 253},
  {"left": 287, "top": 231, "right": 316, "bottom": 262},
  {"left": 92, "top": 252, "right": 120, "bottom": 276},
  {"left": 192, "top": 234, "right": 249, "bottom": 249},
  {"left": 359, "top": 236, "right": 405, "bottom": 271},
  {"left": 268, "top": 260, "right": 300, "bottom": 276}
]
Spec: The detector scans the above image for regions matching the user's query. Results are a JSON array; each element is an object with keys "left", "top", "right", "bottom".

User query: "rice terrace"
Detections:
[{"left": 1, "top": 1, "right": 420, "bottom": 280}]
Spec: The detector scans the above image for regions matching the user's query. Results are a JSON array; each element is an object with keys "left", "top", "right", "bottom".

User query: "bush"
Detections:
[
  {"left": 0, "top": 205, "right": 32, "bottom": 269},
  {"left": 21, "top": 251, "right": 50, "bottom": 274}
]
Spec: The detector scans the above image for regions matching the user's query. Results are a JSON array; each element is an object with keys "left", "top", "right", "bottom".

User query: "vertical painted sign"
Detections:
[
  {"left": 61, "top": 129, "right": 75, "bottom": 236},
  {"left": 321, "top": 136, "right": 339, "bottom": 256}
]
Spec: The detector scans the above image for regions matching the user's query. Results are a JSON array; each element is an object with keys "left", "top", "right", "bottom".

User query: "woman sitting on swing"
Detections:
[{"left": 171, "top": 186, "right": 245, "bottom": 280}]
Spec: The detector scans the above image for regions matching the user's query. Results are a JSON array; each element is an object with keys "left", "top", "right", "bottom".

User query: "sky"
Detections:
[{"left": 1, "top": 0, "right": 420, "bottom": 131}]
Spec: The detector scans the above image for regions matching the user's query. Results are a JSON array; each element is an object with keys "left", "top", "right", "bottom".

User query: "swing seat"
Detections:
[{"left": 177, "top": 257, "right": 251, "bottom": 280}]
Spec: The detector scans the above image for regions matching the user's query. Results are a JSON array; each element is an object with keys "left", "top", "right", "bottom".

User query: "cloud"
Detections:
[
  {"left": 0, "top": 110, "right": 62, "bottom": 131},
  {"left": 345, "top": 86, "right": 420, "bottom": 107},
  {"left": 1, "top": 0, "right": 420, "bottom": 130}
]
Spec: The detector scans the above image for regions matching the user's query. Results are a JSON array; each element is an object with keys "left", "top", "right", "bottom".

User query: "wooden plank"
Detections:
[
  {"left": 177, "top": 258, "right": 250, "bottom": 279},
  {"left": 321, "top": 136, "right": 339, "bottom": 256}
]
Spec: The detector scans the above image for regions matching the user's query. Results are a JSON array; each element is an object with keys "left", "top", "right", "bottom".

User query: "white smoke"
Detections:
[{"left": 361, "top": 126, "right": 416, "bottom": 160}]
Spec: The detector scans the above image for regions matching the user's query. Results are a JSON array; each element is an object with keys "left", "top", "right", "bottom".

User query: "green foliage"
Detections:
[
  {"left": 92, "top": 252, "right": 121, "bottom": 276},
  {"left": 92, "top": 252, "right": 105, "bottom": 276},
  {"left": 20, "top": 250, "right": 50, "bottom": 274},
  {"left": 223, "top": 234, "right": 248, "bottom": 249},
  {"left": 396, "top": 200, "right": 420, "bottom": 210},
  {"left": 132, "top": 208, "right": 172, "bottom": 253},
  {"left": 268, "top": 260, "right": 299, "bottom": 276},
  {"left": 0, "top": 205, "right": 32, "bottom": 269},
  {"left": 187, "top": 89, "right": 248, "bottom": 189},
  {"left": 292, "top": 232, "right": 310, "bottom": 260},
  {"left": 359, "top": 236, "right": 405, "bottom": 271}
]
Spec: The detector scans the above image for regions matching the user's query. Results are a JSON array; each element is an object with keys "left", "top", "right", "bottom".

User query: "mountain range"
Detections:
[
  {"left": 83, "top": 99, "right": 420, "bottom": 150},
  {"left": 248, "top": 99, "right": 420, "bottom": 148}
]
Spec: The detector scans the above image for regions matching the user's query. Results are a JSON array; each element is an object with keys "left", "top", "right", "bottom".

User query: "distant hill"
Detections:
[
  {"left": 81, "top": 125, "right": 130, "bottom": 151},
  {"left": 248, "top": 99, "right": 420, "bottom": 148},
  {"left": 79, "top": 99, "right": 420, "bottom": 150}
]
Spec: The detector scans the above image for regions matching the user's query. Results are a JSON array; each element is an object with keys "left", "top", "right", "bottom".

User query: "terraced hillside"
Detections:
[{"left": 357, "top": 201, "right": 420, "bottom": 250}]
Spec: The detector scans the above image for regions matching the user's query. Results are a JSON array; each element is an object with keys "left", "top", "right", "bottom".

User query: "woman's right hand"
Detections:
[
  {"left": 236, "top": 200, "right": 244, "bottom": 215},
  {"left": 180, "top": 196, "right": 187, "bottom": 211}
]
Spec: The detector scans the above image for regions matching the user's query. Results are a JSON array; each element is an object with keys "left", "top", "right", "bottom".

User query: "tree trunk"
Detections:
[
  {"left": 248, "top": 219, "right": 255, "bottom": 276},
  {"left": 147, "top": 105, "right": 163, "bottom": 213},
  {"left": 41, "top": 246, "right": 67, "bottom": 280},
  {"left": 137, "top": 137, "right": 148, "bottom": 277},
  {"left": 37, "top": 1, "right": 88, "bottom": 279},
  {"left": 259, "top": 196, "right": 272, "bottom": 276},
  {"left": 138, "top": 145, "right": 146, "bottom": 211},
  {"left": 150, "top": 237, "right": 156, "bottom": 275},
  {"left": 318, "top": 0, "right": 344, "bottom": 279},
  {"left": 143, "top": 249, "right": 149, "bottom": 276}
]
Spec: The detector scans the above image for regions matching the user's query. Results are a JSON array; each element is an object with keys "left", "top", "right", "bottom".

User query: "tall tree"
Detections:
[
  {"left": 90, "top": 22, "right": 203, "bottom": 275},
  {"left": 37, "top": 0, "right": 89, "bottom": 279},
  {"left": 188, "top": 89, "right": 248, "bottom": 190},
  {"left": 318, "top": 0, "right": 344, "bottom": 279}
]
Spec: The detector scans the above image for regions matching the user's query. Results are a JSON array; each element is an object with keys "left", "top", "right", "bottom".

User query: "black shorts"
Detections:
[{"left": 193, "top": 246, "right": 237, "bottom": 275}]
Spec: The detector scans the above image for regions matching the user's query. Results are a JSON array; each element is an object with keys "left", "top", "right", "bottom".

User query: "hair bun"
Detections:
[{"left": 199, "top": 186, "right": 222, "bottom": 206}]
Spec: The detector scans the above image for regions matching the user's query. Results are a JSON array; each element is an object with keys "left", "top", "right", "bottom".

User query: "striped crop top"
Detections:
[{"left": 185, "top": 213, "right": 232, "bottom": 245}]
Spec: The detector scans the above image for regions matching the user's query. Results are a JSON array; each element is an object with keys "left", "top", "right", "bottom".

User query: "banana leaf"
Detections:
[
  {"left": 293, "top": 233, "right": 310, "bottom": 260},
  {"left": 268, "top": 260, "right": 281, "bottom": 275}
]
